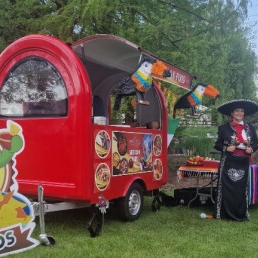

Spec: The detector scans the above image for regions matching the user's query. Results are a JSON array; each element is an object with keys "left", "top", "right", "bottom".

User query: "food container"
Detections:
[{"left": 94, "top": 116, "right": 106, "bottom": 125}]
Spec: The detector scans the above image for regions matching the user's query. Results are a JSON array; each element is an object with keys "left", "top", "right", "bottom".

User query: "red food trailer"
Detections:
[{"left": 0, "top": 34, "right": 194, "bottom": 240}]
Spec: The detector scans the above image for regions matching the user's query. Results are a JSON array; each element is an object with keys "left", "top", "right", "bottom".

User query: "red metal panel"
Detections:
[{"left": 0, "top": 35, "right": 93, "bottom": 201}]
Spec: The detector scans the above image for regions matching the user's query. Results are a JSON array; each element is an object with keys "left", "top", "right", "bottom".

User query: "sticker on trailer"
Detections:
[
  {"left": 94, "top": 163, "right": 111, "bottom": 191},
  {"left": 153, "top": 158, "right": 163, "bottom": 180},
  {"left": 94, "top": 130, "right": 111, "bottom": 158},
  {"left": 112, "top": 131, "right": 153, "bottom": 175},
  {"left": 153, "top": 134, "right": 162, "bottom": 156}
]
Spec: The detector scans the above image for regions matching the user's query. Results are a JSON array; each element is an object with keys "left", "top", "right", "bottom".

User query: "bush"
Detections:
[{"left": 170, "top": 126, "right": 217, "bottom": 157}]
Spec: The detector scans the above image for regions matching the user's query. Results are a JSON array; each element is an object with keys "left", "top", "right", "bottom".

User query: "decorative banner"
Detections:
[
  {"left": 156, "top": 81, "right": 181, "bottom": 147},
  {"left": 0, "top": 120, "right": 39, "bottom": 257},
  {"left": 167, "top": 116, "right": 181, "bottom": 147},
  {"left": 155, "top": 81, "right": 178, "bottom": 116},
  {"left": 153, "top": 62, "right": 194, "bottom": 90}
]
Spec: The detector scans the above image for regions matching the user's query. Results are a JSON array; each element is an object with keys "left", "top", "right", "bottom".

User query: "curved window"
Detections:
[{"left": 0, "top": 56, "right": 68, "bottom": 117}]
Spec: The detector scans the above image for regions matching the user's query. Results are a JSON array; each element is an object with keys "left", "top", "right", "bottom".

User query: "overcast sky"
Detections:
[
  {"left": 247, "top": 1, "right": 258, "bottom": 56},
  {"left": 246, "top": 1, "right": 258, "bottom": 84}
]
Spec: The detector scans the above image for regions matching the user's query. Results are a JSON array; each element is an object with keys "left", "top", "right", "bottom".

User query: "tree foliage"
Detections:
[{"left": 0, "top": 0, "right": 257, "bottom": 122}]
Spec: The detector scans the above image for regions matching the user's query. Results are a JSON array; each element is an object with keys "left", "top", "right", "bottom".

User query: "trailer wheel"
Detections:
[
  {"left": 40, "top": 235, "right": 56, "bottom": 246},
  {"left": 118, "top": 182, "right": 143, "bottom": 221},
  {"left": 46, "top": 236, "right": 56, "bottom": 245}
]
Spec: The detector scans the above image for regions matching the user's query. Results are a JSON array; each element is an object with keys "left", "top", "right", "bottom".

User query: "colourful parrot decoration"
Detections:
[
  {"left": 114, "top": 55, "right": 171, "bottom": 110},
  {"left": 173, "top": 82, "right": 220, "bottom": 117}
]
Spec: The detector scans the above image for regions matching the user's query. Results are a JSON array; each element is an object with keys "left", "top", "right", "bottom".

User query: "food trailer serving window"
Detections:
[{"left": 0, "top": 56, "right": 68, "bottom": 117}]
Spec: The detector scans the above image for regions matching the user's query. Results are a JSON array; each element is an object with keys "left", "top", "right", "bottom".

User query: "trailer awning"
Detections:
[{"left": 71, "top": 34, "right": 195, "bottom": 96}]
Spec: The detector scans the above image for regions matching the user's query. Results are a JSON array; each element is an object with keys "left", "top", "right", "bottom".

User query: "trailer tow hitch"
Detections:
[{"left": 87, "top": 195, "right": 109, "bottom": 237}]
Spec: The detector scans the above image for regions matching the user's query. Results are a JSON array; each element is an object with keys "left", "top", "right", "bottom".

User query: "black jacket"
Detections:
[{"left": 214, "top": 122, "right": 258, "bottom": 154}]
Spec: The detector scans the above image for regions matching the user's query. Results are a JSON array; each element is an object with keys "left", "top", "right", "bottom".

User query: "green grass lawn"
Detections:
[{"left": 9, "top": 197, "right": 258, "bottom": 258}]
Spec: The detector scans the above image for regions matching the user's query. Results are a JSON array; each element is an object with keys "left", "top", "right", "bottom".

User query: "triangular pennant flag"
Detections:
[{"left": 167, "top": 116, "right": 180, "bottom": 147}]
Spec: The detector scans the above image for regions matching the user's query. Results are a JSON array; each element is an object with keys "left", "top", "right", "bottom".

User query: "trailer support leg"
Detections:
[
  {"left": 151, "top": 189, "right": 162, "bottom": 211},
  {"left": 87, "top": 195, "right": 108, "bottom": 237},
  {"left": 37, "top": 185, "right": 56, "bottom": 245},
  {"left": 87, "top": 206, "right": 104, "bottom": 237}
]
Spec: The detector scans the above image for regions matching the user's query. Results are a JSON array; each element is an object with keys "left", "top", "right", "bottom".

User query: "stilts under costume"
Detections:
[{"left": 214, "top": 99, "right": 258, "bottom": 221}]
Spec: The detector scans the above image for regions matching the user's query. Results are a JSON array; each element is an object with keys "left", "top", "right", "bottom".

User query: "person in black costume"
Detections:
[{"left": 214, "top": 99, "right": 258, "bottom": 221}]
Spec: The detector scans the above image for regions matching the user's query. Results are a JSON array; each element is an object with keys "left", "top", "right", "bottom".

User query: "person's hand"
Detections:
[
  {"left": 245, "top": 146, "right": 253, "bottom": 154},
  {"left": 226, "top": 145, "right": 236, "bottom": 152}
]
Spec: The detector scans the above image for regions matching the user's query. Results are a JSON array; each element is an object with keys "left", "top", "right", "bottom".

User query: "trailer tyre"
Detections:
[{"left": 118, "top": 182, "right": 143, "bottom": 221}]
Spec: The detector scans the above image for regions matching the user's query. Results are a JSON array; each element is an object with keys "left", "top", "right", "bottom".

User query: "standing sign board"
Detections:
[{"left": 0, "top": 121, "right": 39, "bottom": 257}]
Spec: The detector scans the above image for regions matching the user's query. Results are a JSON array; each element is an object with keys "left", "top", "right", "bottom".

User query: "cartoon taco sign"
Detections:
[{"left": 0, "top": 120, "right": 39, "bottom": 257}]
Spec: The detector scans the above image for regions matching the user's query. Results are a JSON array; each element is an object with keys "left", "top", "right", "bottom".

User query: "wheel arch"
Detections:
[{"left": 122, "top": 178, "right": 147, "bottom": 197}]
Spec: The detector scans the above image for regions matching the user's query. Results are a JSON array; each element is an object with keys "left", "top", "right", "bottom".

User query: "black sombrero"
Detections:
[{"left": 217, "top": 99, "right": 258, "bottom": 116}]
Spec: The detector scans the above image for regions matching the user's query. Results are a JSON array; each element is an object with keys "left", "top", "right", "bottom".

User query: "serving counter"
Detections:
[
  {"left": 177, "top": 163, "right": 258, "bottom": 207},
  {"left": 177, "top": 164, "right": 218, "bottom": 207}
]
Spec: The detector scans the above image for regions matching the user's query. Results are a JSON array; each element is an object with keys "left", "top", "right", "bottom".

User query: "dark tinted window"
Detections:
[{"left": 0, "top": 56, "right": 68, "bottom": 117}]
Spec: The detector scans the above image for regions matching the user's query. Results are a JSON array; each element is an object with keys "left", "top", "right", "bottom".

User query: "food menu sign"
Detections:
[
  {"left": 112, "top": 131, "right": 153, "bottom": 175},
  {"left": 153, "top": 63, "right": 194, "bottom": 90},
  {"left": 0, "top": 121, "right": 39, "bottom": 257}
]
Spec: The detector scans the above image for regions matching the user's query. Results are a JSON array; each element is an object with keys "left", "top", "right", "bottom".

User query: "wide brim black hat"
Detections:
[{"left": 217, "top": 99, "right": 258, "bottom": 116}]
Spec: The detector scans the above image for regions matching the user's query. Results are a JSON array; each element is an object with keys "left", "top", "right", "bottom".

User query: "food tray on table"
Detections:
[
  {"left": 186, "top": 161, "right": 203, "bottom": 166},
  {"left": 186, "top": 156, "right": 204, "bottom": 166}
]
